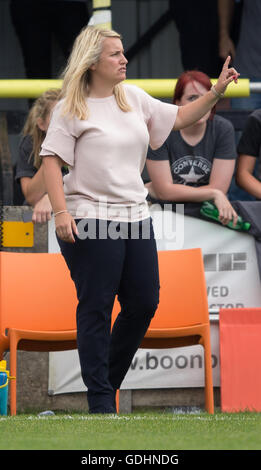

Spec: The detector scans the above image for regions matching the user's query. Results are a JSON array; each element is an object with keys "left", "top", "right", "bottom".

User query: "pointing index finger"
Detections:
[{"left": 224, "top": 55, "right": 231, "bottom": 68}]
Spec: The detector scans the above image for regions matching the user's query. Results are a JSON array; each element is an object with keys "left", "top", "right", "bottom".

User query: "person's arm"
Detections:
[
  {"left": 146, "top": 159, "right": 238, "bottom": 225},
  {"left": 20, "top": 165, "right": 47, "bottom": 206},
  {"left": 236, "top": 154, "right": 261, "bottom": 199},
  {"left": 208, "top": 158, "right": 235, "bottom": 194},
  {"left": 31, "top": 193, "right": 53, "bottom": 224},
  {"left": 21, "top": 165, "right": 54, "bottom": 224},
  {"left": 42, "top": 155, "right": 78, "bottom": 243},
  {"left": 218, "top": 0, "right": 236, "bottom": 61},
  {"left": 173, "top": 56, "right": 239, "bottom": 131}
]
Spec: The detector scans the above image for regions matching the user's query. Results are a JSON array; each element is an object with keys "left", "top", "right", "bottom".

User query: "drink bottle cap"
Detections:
[
  {"left": 243, "top": 222, "right": 251, "bottom": 230},
  {"left": 0, "top": 360, "right": 7, "bottom": 371}
]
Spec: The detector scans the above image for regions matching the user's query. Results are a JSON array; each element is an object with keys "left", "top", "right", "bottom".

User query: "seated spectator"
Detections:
[
  {"left": 146, "top": 70, "right": 239, "bottom": 226},
  {"left": 15, "top": 88, "right": 61, "bottom": 222},
  {"left": 236, "top": 109, "right": 261, "bottom": 200}
]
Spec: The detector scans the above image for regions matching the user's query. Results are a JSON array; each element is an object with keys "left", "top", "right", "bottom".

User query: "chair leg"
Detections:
[
  {"left": 0, "top": 341, "right": 8, "bottom": 361},
  {"left": 9, "top": 334, "right": 18, "bottom": 416},
  {"left": 203, "top": 335, "right": 214, "bottom": 414},
  {"left": 115, "top": 389, "right": 120, "bottom": 414}
]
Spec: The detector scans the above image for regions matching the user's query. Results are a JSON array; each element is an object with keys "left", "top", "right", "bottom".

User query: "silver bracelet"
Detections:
[
  {"left": 54, "top": 210, "right": 68, "bottom": 217},
  {"left": 211, "top": 85, "right": 224, "bottom": 99}
]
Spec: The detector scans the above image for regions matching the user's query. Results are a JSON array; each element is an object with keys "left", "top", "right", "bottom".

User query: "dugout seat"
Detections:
[
  {"left": 112, "top": 248, "right": 214, "bottom": 414},
  {"left": 0, "top": 252, "right": 78, "bottom": 415}
]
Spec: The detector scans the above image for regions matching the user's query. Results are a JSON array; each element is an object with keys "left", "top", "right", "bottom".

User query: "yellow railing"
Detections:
[{"left": 0, "top": 78, "right": 250, "bottom": 99}]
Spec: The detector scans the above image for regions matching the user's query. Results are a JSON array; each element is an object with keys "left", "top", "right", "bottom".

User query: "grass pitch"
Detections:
[{"left": 0, "top": 410, "right": 261, "bottom": 451}]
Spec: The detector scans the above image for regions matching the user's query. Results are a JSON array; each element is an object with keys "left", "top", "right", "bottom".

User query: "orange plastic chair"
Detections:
[
  {"left": 220, "top": 307, "right": 261, "bottom": 412},
  {"left": 112, "top": 248, "right": 214, "bottom": 414},
  {"left": 0, "top": 252, "right": 78, "bottom": 415}
]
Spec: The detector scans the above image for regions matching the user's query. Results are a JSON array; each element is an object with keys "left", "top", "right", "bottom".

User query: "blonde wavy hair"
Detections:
[
  {"left": 60, "top": 25, "right": 131, "bottom": 119},
  {"left": 23, "top": 88, "right": 61, "bottom": 169}
]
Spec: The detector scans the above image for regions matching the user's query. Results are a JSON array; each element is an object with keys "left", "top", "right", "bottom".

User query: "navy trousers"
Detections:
[{"left": 57, "top": 218, "right": 159, "bottom": 413}]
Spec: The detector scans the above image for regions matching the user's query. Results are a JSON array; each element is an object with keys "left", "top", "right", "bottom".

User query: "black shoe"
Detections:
[{"left": 89, "top": 405, "right": 116, "bottom": 414}]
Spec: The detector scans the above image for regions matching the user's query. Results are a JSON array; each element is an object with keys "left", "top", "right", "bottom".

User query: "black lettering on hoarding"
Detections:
[
  {"left": 131, "top": 353, "right": 219, "bottom": 370},
  {"left": 190, "top": 355, "right": 203, "bottom": 369},
  {"left": 160, "top": 356, "right": 173, "bottom": 369},
  {"left": 146, "top": 353, "right": 158, "bottom": 370},
  {"left": 207, "top": 285, "right": 229, "bottom": 297}
]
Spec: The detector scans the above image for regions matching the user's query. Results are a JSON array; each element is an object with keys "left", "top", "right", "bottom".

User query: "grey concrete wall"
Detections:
[{"left": 5, "top": 347, "right": 220, "bottom": 414}]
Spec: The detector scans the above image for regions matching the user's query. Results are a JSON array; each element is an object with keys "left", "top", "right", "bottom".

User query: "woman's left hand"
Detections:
[{"left": 215, "top": 55, "right": 240, "bottom": 96}]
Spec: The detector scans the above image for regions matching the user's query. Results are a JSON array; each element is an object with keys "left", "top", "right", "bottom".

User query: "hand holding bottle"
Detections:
[
  {"left": 212, "top": 189, "right": 238, "bottom": 227},
  {"left": 200, "top": 199, "right": 251, "bottom": 232}
]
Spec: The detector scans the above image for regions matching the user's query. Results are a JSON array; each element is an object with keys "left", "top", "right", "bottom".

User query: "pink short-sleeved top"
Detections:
[{"left": 40, "top": 84, "right": 178, "bottom": 222}]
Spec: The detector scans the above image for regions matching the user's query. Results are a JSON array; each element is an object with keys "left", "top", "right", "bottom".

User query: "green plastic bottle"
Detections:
[{"left": 200, "top": 201, "right": 251, "bottom": 231}]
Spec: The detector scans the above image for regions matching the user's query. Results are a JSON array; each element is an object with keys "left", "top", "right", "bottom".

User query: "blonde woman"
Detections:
[
  {"left": 41, "top": 26, "right": 239, "bottom": 414},
  {"left": 15, "top": 88, "right": 60, "bottom": 223}
]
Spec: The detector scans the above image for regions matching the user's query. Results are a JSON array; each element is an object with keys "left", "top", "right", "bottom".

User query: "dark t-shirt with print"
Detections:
[{"left": 147, "top": 114, "right": 237, "bottom": 187}]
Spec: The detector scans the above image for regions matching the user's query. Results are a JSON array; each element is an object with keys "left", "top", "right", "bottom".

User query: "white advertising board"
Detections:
[{"left": 48, "top": 209, "right": 261, "bottom": 393}]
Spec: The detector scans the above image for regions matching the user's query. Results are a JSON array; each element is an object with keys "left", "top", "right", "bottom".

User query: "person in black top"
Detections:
[
  {"left": 10, "top": 0, "right": 90, "bottom": 80},
  {"left": 236, "top": 109, "right": 261, "bottom": 199},
  {"left": 15, "top": 88, "right": 61, "bottom": 222}
]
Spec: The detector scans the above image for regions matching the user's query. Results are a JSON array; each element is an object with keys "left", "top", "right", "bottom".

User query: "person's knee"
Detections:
[
  {"left": 143, "top": 295, "right": 159, "bottom": 318},
  {"left": 124, "top": 293, "right": 159, "bottom": 320}
]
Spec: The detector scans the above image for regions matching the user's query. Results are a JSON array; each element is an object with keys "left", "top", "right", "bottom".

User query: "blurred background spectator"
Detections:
[
  {"left": 218, "top": 0, "right": 261, "bottom": 110},
  {"left": 9, "top": 0, "right": 90, "bottom": 80},
  {"left": 170, "top": 0, "right": 223, "bottom": 78},
  {"left": 236, "top": 109, "right": 261, "bottom": 200},
  {"left": 15, "top": 88, "right": 61, "bottom": 221}
]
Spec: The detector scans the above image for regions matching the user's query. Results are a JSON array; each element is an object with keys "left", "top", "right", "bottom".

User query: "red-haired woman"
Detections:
[{"left": 146, "top": 70, "right": 239, "bottom": 225}]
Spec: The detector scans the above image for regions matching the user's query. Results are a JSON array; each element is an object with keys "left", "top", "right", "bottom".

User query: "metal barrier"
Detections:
[
  {"left": 0, "top": 78, "right": 252, "bottom": 99},
  {"left": 0, "top": 77, "right": 258, "bottom": 208}
]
